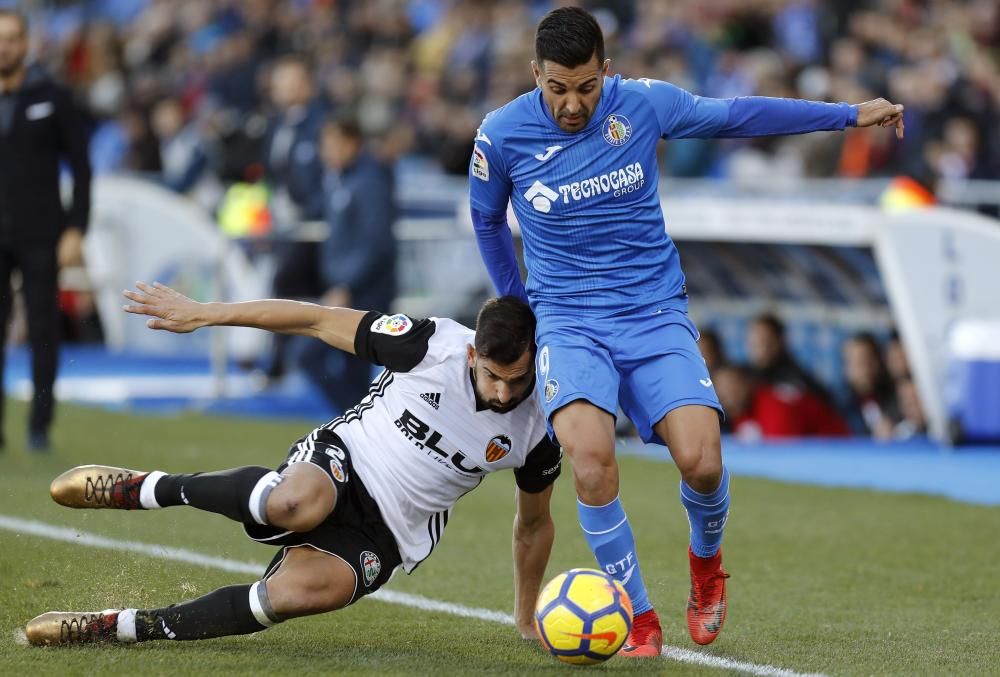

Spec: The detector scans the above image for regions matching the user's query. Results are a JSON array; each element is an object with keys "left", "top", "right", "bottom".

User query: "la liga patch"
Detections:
[
  {"left": 472, "top": 145, "right": 489, "bottom": 181},
  {"left": 371, "top": 313, "right": 412, "bottom": 336}
]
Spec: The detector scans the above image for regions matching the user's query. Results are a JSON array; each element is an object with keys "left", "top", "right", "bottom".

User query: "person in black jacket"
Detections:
[
  {"left": 260, "top": 55, "right": 325, "bottom": 382},
  {"left": 0, "top": 9, "right": 91, "bottom": 451},
  {"left": 297, "top": 115, "right": 397, "bottom": 412}
]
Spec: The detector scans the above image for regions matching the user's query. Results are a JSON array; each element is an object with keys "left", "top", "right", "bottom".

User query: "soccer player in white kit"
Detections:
[{"left": 25, "top": 282, "right": 561, "bottom": 646}]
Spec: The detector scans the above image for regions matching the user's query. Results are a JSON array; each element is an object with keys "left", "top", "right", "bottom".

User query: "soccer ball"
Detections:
[{"left": 534, "top": 568, "right": 633, "bottom": 665}]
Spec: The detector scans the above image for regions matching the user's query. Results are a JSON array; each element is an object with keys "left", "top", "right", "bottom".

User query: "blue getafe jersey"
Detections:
[{"left": 469, "top": 75, "right": 856, "bottom": 317}]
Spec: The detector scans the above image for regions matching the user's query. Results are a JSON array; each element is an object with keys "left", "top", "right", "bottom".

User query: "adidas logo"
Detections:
[{"left": 420, "top": 392, "right": 441, "bottom": 410}]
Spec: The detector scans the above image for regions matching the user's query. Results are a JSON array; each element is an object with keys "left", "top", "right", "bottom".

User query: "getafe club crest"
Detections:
[
  {"left": 361, "top": 550, "right": 381, "bottom": 587},
  {"left": 485, "top": 434, "right": 512, "bottom": 462},
  {"left": 544, "top": 379, "right": 559, "bottom": 403},
  {"left": 602, "top": 114, "right": 632, "bottom": 146}
]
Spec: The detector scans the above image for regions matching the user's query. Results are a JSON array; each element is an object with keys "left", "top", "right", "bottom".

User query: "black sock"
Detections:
[
  {"left": 153, "top": 466, "right": 277, "bottom": 523},
  {"left": 134, "top": 583, "right": 280, "bottom": 641}
]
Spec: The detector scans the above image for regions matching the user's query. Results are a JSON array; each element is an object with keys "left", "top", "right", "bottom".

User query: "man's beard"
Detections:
[{"left": 486, "top": 399, "right": 521, "bottom": 414}]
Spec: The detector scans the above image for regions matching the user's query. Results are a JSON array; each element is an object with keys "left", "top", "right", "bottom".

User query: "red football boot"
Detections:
[
  {"left": 687, "top": 547, "right": 730, "bottom": 645},
  {"left": 619, "top": 608, "right": 663, "bottom": 658}
]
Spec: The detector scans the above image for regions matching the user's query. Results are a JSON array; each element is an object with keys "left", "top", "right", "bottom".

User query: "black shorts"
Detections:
[{"left": 243, "top": 429, "right": 401, "bottom": 605}]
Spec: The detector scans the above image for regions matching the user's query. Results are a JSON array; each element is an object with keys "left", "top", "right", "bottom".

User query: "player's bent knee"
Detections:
[
  {"left": 571, "top": 452, "right": 616, "bottom": 487},
  {"left": 267, "top": 548, "right": 356, "bottom": 617},
  {"left": 675, "top": 446, "right": 723, "bottom": 492},
  {"left": 564, "top": 442, "right": 618, "bottom": 503},
  {"left": 266, "top": 470, "right": 336, "bottom": 532}
]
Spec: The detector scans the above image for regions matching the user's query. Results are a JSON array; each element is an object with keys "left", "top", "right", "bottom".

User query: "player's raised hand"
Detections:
[
  {"left": 122, "top": 281, "right": 209, "bottom": 333},
  {"left": 855, "top": 98, "right": 905, "bottom": 139}
]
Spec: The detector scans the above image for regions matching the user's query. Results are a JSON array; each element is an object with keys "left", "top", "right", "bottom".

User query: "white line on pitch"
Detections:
[{"left": 0, "top": 514, "right": 825, "bottom": 677}]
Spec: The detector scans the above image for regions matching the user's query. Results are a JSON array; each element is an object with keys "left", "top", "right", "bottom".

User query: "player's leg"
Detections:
[
  {"left": 618, "top": 309, "right": 730, "bottom": 646},
  {"left": 0, "top": 250, "right": 12, "bottom": 449},
  {"left": 655, "top": 406, "right": 731, "bottom": 646},
  {"left": 655, "top": 406, "right": 728, "bottom": 550},
  {"left": 24, "top": 546, "right": 356, "bottom": 645},
  {"left": 27, "top": 457, "right": 400, "bottom": 648},
  {"left": 49, "top": 431, "right": 339, "bottom": 533},
  {"left": 539, "top": 327, "right": 660, "bottom": 657},
  {"left": 19, "top": 247, "right": 60, "bottom": 449}
]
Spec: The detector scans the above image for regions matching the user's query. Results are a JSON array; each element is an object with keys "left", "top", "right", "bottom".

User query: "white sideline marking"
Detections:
[{"left": 1, "top": 515, "right": 824, "bottom": 676}]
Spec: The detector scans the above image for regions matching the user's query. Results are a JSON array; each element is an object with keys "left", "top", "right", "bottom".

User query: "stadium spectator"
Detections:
[
  {"left": 748, "top": 314, "right": 829, "bottom": 400},
  {"left": 297, "top": 115, "right": 398, "bottom": 413},
  {"left": 8, "top": 1, "right": 995, "bottom": 198},
  {"left": 885, "top": 330, "right": 911, "bottom": 381},
  {"left": 262, "top": 55, "right": 324, "bottom": 231},
  {"left": 697, "top": 328, "right": 726, "bottom": 374},
  {"left": 713, "top": 363, "right": 761, "bottom": 440},
  {"left": 151, "top": 96, "right": 210, "bottom": 197},
  {"left": 894, "top": 376, "right": 927, "bottom": 439},
  {"left": 839, "top": 332, "right": 901, "bottom": 439},
  {"left": 0, "top": 8, "right": 91, "bottom": 452},
  {"left": 746, "top": 314, "right": 849, "bottom": 436},
  {"left": 715, "top": 361, "right": 849, "bottom": 440},
  {"left": 261, "top": 54, "right": 325, "bottom": 383}
]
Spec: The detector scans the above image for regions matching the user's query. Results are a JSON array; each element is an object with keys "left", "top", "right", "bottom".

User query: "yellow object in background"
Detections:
[
  {"left": 880, "top": 176, "right": 936, "bottom": 212},
  {"left": 218, "top": 183, "right": 272, "bottom": 237}
]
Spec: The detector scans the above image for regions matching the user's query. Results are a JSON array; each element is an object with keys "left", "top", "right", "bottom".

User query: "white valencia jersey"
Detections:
[{"left": 320, "top": 311, "right": 561, "bottom": 572}]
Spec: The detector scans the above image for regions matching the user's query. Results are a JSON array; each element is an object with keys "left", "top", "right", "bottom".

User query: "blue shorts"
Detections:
[{"left": 535, "top": 308, "right": 722, "bottom": 445}]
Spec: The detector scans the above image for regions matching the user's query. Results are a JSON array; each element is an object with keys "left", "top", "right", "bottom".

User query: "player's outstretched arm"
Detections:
[
  {"left": 649, "top": 79, "right": 904, "bottom": 140},
  {"left": 122, "top": 281, "right": 366, "bottom": 354},
  {"left": 512, "top": 483, "right": 555, "bottom": 640},
  {"left": 717, "top": 95, "right": 905, "bottom": 139}
]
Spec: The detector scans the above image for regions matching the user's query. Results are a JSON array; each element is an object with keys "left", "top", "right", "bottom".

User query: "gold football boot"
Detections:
[
  {"left": 25, "top": 610, "right": 121, "bottom": 646},
  {"left": 50, "top": 465, "right": 148, "bottom": 510}
]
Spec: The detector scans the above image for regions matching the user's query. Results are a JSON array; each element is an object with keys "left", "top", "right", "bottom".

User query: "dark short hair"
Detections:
[
  {"left": 752, "top": 312, "right": 785, "bottom": 339},
  {"left": 0, "top": 8, "right": 28, "bottom": 35},
  {"left": 846, "top": 331, "right": 882, "bottom": 357},
  {"left": 323, "top": 114, "right": 363, "bottom": 141},
  {"left": 474, "top": 296, "right": 536, "bottom": 365},
  {"left": 535, "top": 6, "right": 604, "bottom": 69}
]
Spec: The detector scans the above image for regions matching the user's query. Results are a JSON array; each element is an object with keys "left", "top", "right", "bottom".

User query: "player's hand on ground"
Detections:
[
  {"left": 122, "top": 281, "right": 208, "bottom": 333},
  {"left": 517, "top": 620, "right": 539, "bottom": 641},
  {"left": 855, "top": 98, "right": 904, "bottom": 139}
]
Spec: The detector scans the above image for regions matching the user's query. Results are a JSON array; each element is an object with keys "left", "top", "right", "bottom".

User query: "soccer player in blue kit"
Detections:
[{"left": 469, "top": 6, "right": 904, "bottom": 656}]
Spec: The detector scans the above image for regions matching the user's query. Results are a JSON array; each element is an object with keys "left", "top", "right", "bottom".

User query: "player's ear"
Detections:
[
  {"left": 466, "top": 344, "right": 477, "bottom": 369},
  {"left": 601, "top": 59, "right": 611, "bottom": 77},
  {"left": 531, "top": 60, "right": 542, "bottom": 86}
]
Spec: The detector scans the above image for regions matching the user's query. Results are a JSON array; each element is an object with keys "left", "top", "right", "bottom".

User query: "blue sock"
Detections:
[
  {"left": 577, "top": 496, "right": 652, "bottom": 616},
  {"left": 680, "top": 465, "right": 730, "bottom": 558}
]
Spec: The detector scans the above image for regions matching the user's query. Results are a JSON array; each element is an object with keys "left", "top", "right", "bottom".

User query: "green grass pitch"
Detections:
[{"left": 1, "top": 401, "right": 998, "bottom": 675}]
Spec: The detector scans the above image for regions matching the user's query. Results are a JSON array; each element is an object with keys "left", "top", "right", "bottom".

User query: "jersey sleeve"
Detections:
[
  {"left": 626, "top": 78, "right": 856, "bottom": 139},
  {"left": 353, "top": 310, "right": 438, "bottom": 372},
  {"left": 514, "top": 435, "right": 562, "bottom": 494},
  {"left": 626, "top": 78, "right": 730, "bottom": 139},
  {"left": 467, "top": 116, "right": 513, "bottom": 218}
]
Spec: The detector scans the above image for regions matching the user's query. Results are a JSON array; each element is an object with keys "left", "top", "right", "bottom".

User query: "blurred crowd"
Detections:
[
  {"left": 9, "top": 0, "right": 975, "bottom": 438},
  {"left": 700, "top": 315, "right": 927, "bottom": 441},
  {"left": 11, "top": 0, "right": 1000, "bottom": 198}
]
